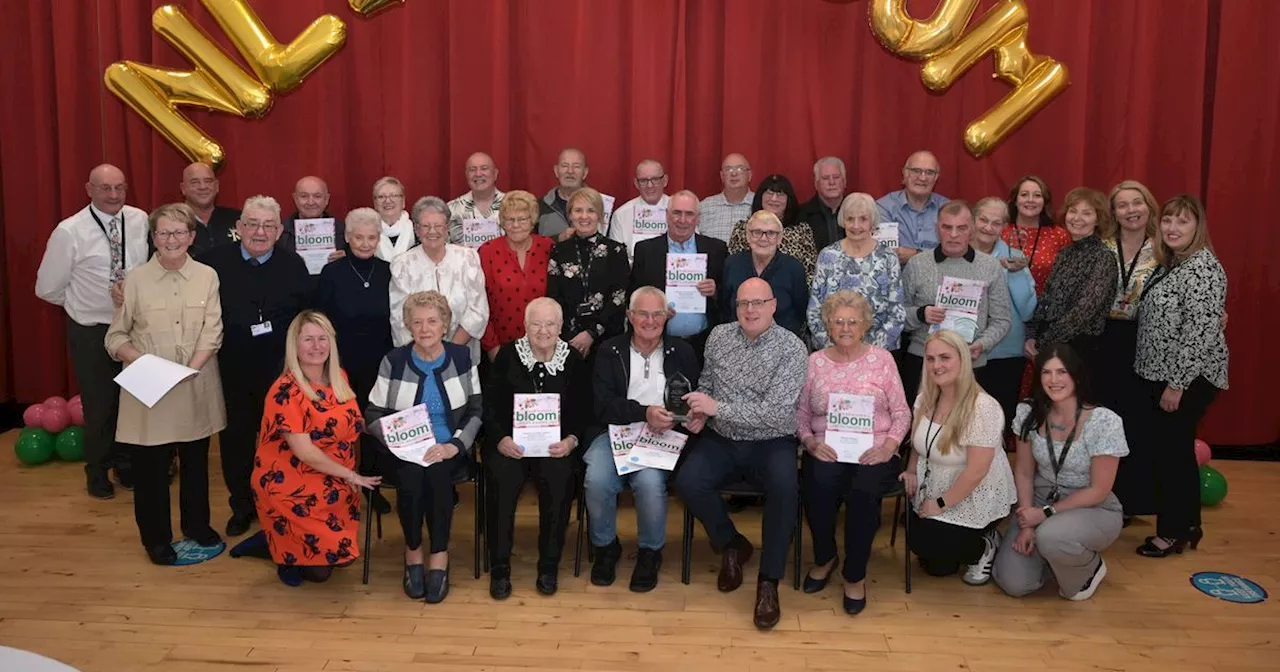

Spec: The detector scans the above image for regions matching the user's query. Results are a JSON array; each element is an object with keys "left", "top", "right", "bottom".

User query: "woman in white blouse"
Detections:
[
  {"left": 389, "top": 196, "right": 489, "bottom": 362},
  {"left": 373, "top": 176, "right": 416, "bottom": 262},
  {"left": 992, "top": 343, "right": 1127, "bottom": 601},
  {"left": 900, "top": 330, "right": 1016, "bottom": 585}
]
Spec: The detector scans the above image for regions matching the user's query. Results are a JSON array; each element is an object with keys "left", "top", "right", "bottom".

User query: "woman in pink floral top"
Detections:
[{"left": 795, "top": 290, "right": 911, "bottom": 616}]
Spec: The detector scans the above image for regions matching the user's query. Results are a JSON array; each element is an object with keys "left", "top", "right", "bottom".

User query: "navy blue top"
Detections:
[{"left": 719, "top": 251, "right": 808, "bottom": 336}]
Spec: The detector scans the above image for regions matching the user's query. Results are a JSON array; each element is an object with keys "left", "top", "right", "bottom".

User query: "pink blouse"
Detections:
[{"left": 795, "top": 346, "right": 911, "bottom": 449}]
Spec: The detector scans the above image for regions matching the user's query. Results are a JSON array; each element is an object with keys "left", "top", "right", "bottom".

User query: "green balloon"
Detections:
[
  {"left": 1199, "top": 465, "right": 1228, "bottom": 506},
  {"left": 54, "top": 426, "right": 85, "bottom": 461},
  {"left": 14, "top": 427, "right": 55, "bottom": 465}
]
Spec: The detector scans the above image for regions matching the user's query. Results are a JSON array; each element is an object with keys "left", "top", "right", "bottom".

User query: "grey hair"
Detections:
[
  {"left": 628, "top": 286, "right": 669, "bottom": 310},
  {"left": 813, "top": 156, "right": 846, "bottom": 181},
  {"left": 669, "top": 189, "right": 701, "bottom": 216},
  {"left": 902, "top": 150, "right": 940, "bottom": 173},
  {"left": 372, "top": 176, "right": 404, "bottom": 200},
  {"left": 525, "top": 296, "right": 564, "bottom": 324},
  {"left": 973, "top": 196, "right": 1009, "bottom": 222},
  {"left": 411, "top": 196, "right": 449, "bottom": 225},
  {"left": 636, "top": 158, "right": 664, "bottom": 175},
  {"left": 838, "top": 192, "right": 880, "bottom": 227},
  {"left": 344, "top": 207, "right": 380, "bottom": 234},
  {"left": 241, "top": 195, "right": 281, "bottom": 219}
]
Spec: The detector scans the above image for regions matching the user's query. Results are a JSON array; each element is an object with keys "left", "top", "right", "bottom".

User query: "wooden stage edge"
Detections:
[{"left": 0, "top": 429, "right": 1277, "bottom": 672}]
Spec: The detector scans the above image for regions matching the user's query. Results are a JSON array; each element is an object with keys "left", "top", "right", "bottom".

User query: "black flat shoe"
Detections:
[
  {"left": 86, "top": 468, "right": 114, "bottom": 500},
  {"left": 225, "top": 512, "right": 254, "bottom": 537},
  {"left": 803, "top": 556, "right": 838, "bottom": 594},
  {"left": 536, "top": 570, "right": 559, "bottom": 596},
  {"left": 404, "top": 564, "right": 426, "bottom": 599},
  {"left": 146, "top": 544, "right": 177, "bottom": 566},
  {"left": 843, "top": 583, "right": 867, "bottom": 615},
  {"left": 490, "top": 567, "right": 512, "bottom": 601},
  {"left": 425, "top": 567, "right": 450, "bottom": 604}
]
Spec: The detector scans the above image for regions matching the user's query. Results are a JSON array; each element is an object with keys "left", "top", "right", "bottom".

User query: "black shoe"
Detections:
[
  {"left": 629, "top": 547, "right": 662, "bottom": 593},
  {"left": 843, "top": 593, "right": 867, "bottom": 615},
  {"left": 403, "top": 564, "right": 426, "bottom": 599},
  {"left": 86, "top": 468, "right": 114, "bottom": 500},
  {"left": 146, "top": 543, "right": 177, "bottom": 566},
  {"left": 803, "top": 555, "right": 839, "bottom": 594},
  {"left": 590, "top": 538, "right": 623, "bottom": 586},
  {"left": 114, "top": 467, "right": 134, "bottom": 491},
  {"left": 225, "top": 512, "right": 254, "bottom": 537},
  {"left": 536, "top": 569, "right": 559, "bottom": 595},
  {"left": 1136, "top": 527, "right": 1203, "bottom": 558},
  {"left": 185, "top": 527, "right": 222, "bottom": 548},
  {"left": 490, "top": 566, "right": 512, "bottom": 601},
  {"left": 425, "top": 567, "right": 450, "bottom": 604}
]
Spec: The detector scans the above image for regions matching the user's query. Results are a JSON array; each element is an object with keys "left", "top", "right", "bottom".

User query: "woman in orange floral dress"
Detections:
[{"left": 253, "top": 311, "right": 381, "bottom": 586}]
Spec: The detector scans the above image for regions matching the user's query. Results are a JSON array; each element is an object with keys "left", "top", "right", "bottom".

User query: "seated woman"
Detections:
[
  {"left": 365, "top": 291, "right": 483, "bottom": 604},
  {"left": 992, "top": 343, "right": 1127, "bottom": 600},
  {"left": 721, "top": 211, "right": 808, "bottom": 336},
  {"left": 795, "top": 291, "right": 911, "bottom": 615},
  {"left": 726, "top": 173, "right": 818, "bottom": 284},
  {"left": 901, "top": 330, "right": 1016, "bottom": 584},
  {"left": 252, "top": 311, "right": 380, "bottom": 586},
  {"left": 484, "top": 297, "right": 590, "bottom": 599}
]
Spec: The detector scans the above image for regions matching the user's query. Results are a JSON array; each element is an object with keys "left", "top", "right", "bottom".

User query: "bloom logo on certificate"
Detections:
[
  {"left": 513, "top": 393, "right": 560, "bottom": 457},
  {"left": 666, "top": 253, "right": 708, "bottom": 314},
  {"left": 627, "top": 427, "right": 687, "bottom": 471},
  {"left": 294, "top": 218, "right": 336, "bottom": 275},
  {"left": 826, "top": 394, "right": 875, "bottom": 463},
  {"left": 874, "top": 222, "right": 899, "bottom": 249},
  {"left": 608, "top": 422, "right": 646, "bottom": 476},
  {"left": 379, "top": 404, "right": 447, "bottom": 466},
  {"left": 461, "top": 217, "right": 500, "bottom": 249},
  {"left": 931, "top": 275, "right": 986, "bottom": 343},
  {"left": 633, "top": 206, "right": 667, "bottom": 245}
]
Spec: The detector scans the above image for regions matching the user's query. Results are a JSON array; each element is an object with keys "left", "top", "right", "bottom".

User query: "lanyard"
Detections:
[
  {"left": 1018, "top": 225, "right": 1043, "bottom": 273},
  {"left": 1115, "top": 236, "right": 1146, "bottom": 293},
  {"left": 920, "top": 390, "right": 943, "bottom": 499},
  {"left": 1044, "top": 404, "right": 1083, "bottom": 502},
  {"left": 1138, "top": 261, "right": 1177, "bottom": 303},
  {"left": 87, "top": 207, "right": 126, "bottom": 265}
]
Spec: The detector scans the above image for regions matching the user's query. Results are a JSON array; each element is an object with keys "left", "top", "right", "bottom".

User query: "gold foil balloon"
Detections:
[
  {"left": 203, "top": 0, "right": 348, "bottom": 93},
  {"left": 348, "top": 0, "right": 405, "bottom": 17},
  {"left": 868, "top": 0, "right": 979, "bottom": 58}
]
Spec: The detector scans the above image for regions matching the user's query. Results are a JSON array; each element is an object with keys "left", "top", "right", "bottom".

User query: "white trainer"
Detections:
[{"left": 963, "top": 529, "right": 1000, "bottom": 586}]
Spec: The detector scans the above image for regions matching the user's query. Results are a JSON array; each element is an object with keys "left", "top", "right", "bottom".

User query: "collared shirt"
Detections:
[
  {"left": 698, "top": 190, "right": 754, "bottom": 243},
  {"left": 609, "top": 194, "right": 670, "bottom": 261},
  {"left": 35, "top": 203, "right": 150, "bottom": 326},
  {"left": 627, "top": 343, "right": 666, "bottom": 406},
  {"left": 665, "top": 235, "right": 708, "bottom": 337},
  {"left": 189, "top": 204, "right": 241, "bottom": 256},
  {"left": 699, "top": 321, "right": 808, "bottom": 441},
  {"left": 447, "top": 188, "right": 506, "bottom": 243},
  {"left": 240, "top": 245, "right": 274, "bottom": 265},
  {"left": 875, "top": 190, "right": 950, "bottom": 251}
]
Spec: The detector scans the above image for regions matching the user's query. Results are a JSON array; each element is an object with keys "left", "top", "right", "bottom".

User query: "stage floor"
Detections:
[{"left": 0, "top": 431, "right": 1276, "bottom": 672}]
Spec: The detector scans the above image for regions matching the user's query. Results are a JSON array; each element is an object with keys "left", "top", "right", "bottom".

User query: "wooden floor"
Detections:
[{"left": 0, "top": 431, "right": 1277, "bottom": 672}]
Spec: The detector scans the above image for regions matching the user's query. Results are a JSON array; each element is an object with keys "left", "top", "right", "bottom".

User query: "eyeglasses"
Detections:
[
  {"left": 416, "top": 223, "right": 448, "bottom": 232},
  {"left": 242, "top": 222, "right": 280, "bottom": 233},
  {"left": 763, "top": 189, "right": 787, "bottom": 198},
  {"left": 630, "top": 310, "right": 667, "bottom": 321},
  {"left": 636, "top": 176, "right": 666, "bottom": 187},
  {"left": 735, "top": 298, "right": 775, "bottom": 310},
  {"left": 94, "top": 184, "right": 127, "bottom": 194},
  {"left": 527, "top": 321, "right": 559, "bottom": 332},
  {"left": 154, "top": 230, "right": 191, "bottom": 240},
  {"left": 830, "top": 318, "right": 862, "bottom": 328},
  {"left": 906, "top": 167, "right": 939, "bottom": 178},
  {"left": 747, "top": 229, "right": 781, "bottom": 240},
  {"left": 722, "top": 165, "right": 750, "bottom": 175},
  {"left": 374, "top": 194, "right": 404, "bottom": 202},
  {"left": 503, "top": 215, "right": 534, "bottom": 225}
]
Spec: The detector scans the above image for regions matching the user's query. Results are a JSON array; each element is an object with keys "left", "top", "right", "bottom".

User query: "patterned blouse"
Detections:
[
  {"left": 795, "top": 346, "right": 911, "bottom": 450},
  {"left": 546, "top": 232, "right": 630, "bottom": 343},
  {"left": 728, "top": 219, "right": 819, "bottom": 286},
  {"left": 1102, "top": 237, "right": 1158, "bottom": 320},
  {"left": 1002, "top": 224, "right": 1071, "bottom": 297},
  {"left": 478, "top": 235, "right": 553, "bottom": 352},
  {"left": 807, "top": 242, "right": 905, "bottom": 350},
  {"left": 1012, "top": 404, "right": 1129, "bottom": 489},
  {"left": 1135, "top": 248, "right": 1229, "bottom": 390},
  {"left": 910, "top": 393, "right": 1017, "bottom": 529},
  {"left": 1029, "top": 234, "right": 1118, "bottom": 346}
]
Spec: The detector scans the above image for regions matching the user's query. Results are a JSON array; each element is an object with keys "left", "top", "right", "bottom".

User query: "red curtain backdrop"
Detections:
[{"left": 0, "top": 0, "right": 1274, "bottom": 445}]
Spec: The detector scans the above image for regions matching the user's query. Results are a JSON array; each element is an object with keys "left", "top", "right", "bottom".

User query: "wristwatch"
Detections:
[
  {"left": 1042, "top": 504, "right": 1056, "bottom": 518},
  {"left": 935, "top": 497, "right": 946, "bottom": 510}
]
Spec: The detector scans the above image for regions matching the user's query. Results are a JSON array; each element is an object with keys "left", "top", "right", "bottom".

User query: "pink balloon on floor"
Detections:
[
  {"left": 68, "top": 400, "right": 85, "bottom": 426},
  {"left": 42, "top": 396, "right": 68, "bottom": 414},
  {"left": 22, "top": 403, "right": 46, "bottom": 427},
  {"left": 1194, "top": 439, "right": 1212, "bottom": 466},
  {"left": 41, "top": 406, "right": 70, "bottom": 433}
]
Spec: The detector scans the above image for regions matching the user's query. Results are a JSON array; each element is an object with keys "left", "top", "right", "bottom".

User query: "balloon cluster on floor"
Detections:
[
  {"left": 1195, "top": 439, "right": 1228, "bottom": 506},
  {"left": 14, "top": 396, "right": 85, "bottom": 465}
]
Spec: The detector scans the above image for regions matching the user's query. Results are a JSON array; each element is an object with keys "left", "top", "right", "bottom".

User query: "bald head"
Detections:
[
  {"left": 720, "top": 153, "right": 752, "bottom": 192},
  {"left": 902, "top": 150, "right": 941, "bottom": 201},
  {"left": 735, "top": 277, "right": 776, "bottom": 338},
  {"left": 86, "top": 164, "right": 127, "bottom": 215},
  {"left": 465, "top": 152, "right": 498, "bottom": 194},
  {"left": 634, "top": 159, "right": 667, "bottom": 203},
  {"left": 180, "top": 162, "right": 219, "bottom": 209},
  {"left": 293, "top": 175, "right": 330, "bottom": 218}
]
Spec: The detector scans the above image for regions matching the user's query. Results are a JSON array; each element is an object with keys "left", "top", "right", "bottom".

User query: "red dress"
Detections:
[
  {"left": 478, "top": 234, "right": 553, "bottom": 352},
  {"left": 252, "top": 372, "right": 364, "bottom": 566},
  {"left": 1002, "top": 225, "right": 1070, "bottom": 297}
]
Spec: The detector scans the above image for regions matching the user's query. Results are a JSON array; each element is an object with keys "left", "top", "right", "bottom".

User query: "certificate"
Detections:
[
  {"left": 632, "top": 205, "right": 667, "bottom": 245},
  {"left": 665, "top": 253, "right": 707, "bottom": 314},
  {"left": 113, "top": 354, "right": 198, "bottom": 408},
  {"left": 874, "top": 221, "right": 899, "bottom": 249},
  {"left": 608, "top": 422, "right": 647, "bottom": 476},
  {"left": 627, "top": 427, "right": 687, "bottom": 471},
  {"left": 378, "top": 404, "right": 449, "bottom": 466},
  {"left": 460, "top": 217, "right": 500, "bottom": 249},
  {"left": 293, "top": 217, "right": 336, "bottom": 275},
  {"left": 513, "top": 393, "right": 560, "bottom": 457},
  {"left": 826, "top": 393, "right": 875, "bottom": 464},
  {"left": 931, "top": 275, "right": 986, "bottom": 343},
  {"left": 602, "top": 194, "right": 617, "bottom": 224}
]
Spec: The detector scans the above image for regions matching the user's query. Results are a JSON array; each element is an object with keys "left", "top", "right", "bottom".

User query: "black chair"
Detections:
[
  {"left": 884, "top": 478, "right": 911, "bottom": 593},
  {"left": 572, "top": 482, "right": 594, "bottom": 577},
  {"left": 680, "top": 481, "right": 804, "bottom": 590}
]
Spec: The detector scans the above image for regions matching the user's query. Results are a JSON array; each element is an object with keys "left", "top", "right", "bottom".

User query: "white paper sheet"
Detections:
[
  {"left": 666, "top": 253, "right": 708, "bottom": 314},
  {"left": 825, "top": 393, "right": 876, "bottom": 463},
  {"left": 113, "top": 354, "right": 199, "bottom": 408},
  {"left": 294, "top": 217, "right": 336, "bottom": 275},
  {"left": 513, "top": 393, "right": 560, "bottom": 457}
]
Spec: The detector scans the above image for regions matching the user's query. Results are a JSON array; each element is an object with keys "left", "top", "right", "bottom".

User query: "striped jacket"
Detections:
[{"left": 365, "top": 343, "right": 483, "bottom": 455}]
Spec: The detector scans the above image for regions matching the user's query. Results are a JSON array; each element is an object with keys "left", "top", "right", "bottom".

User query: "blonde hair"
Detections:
[
  {"left": 1108, "top": 180, "right": 1159, "bottom": 241},
  {"left": 567, "top": 187, "right": 605, "bottom": 223},
  {"left": 372, "top": 176, "right": 404, "bottom": 201},
  {"left": 148, "top": 202, "right": 196, "bottom": 233},
  {"left": 746, "top": 209, "right": 783, "bottom": 231},
  {"left": 498, "top": 190, "right": 540, "bottom": 224},
  {"left": 915, "top": 330, "right": 982, "bottom": 456},
  {"left": 820, "top": 290, "right": 872, "bottom": 332},
  {"left": 402, "top": 291, "right": 453, "bottom": 333},
  {"left": 284, "top": 311, "right": 354, "bottom": 403}
]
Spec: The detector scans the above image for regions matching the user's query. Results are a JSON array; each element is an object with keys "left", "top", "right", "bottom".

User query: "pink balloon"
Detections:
[
  {"left": 41, "top": 406, "right": 70, "bottom": 433},
  {"left": 43, "top": 396, "right": 68, "bottom": 414},
  {"left": 69, "top": 394, "right": 81, "bottom": 407},
  {"left": 1194, "top": 439, "right": 1212, "bottom": 467},
  {"left": 22, "top": 403, "right": 46, "bottom": 427},
  {"left": 68, "top": 401, "right": 85, "bottom": 427}
]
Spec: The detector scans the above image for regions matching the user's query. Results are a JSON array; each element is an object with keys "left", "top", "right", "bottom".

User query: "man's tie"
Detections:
[
  {"left": 247, "top": 257, "right": 261, "bottom": 267},
  {"left": 108, "top": 216, "right": 124, "bottom": 283}
]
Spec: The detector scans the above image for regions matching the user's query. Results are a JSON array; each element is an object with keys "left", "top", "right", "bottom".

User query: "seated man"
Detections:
[
  {"left": 676, "top": 278, "right": 808, "bottom": 630},
  {"left": 585, "top": 286, "right": 701, "bottom": 591}
]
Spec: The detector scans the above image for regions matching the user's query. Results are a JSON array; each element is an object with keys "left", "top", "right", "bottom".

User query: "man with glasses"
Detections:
[
  {"left": 876, "top": 150, "right": 951, "bottom": 263},
  {"left": 180, "top": 161, "right": 241, "bottom": 256},
  {"left": 37, "top": 164, "right": 149, "bottom": 499},
  {"left": 798, "top": 157, "right": 848, "bottom": 251},
  {"left": 719, "top": 211, "right": 808, "bottom": 336},
  {"left": 447, "top": 152, "right": 506, "bottom": 244},
  {"left": 675, "top": 277, "right": 808, "bottom": 630},
  {"left": 608, "top": 159, "right": 670, "bottom": 261},
  {"left": 539, "top": 147, "right": 614, "bottom": 241},
  {"left": 583, "top": 286, "right": 701, "bottom": 592},
  {"left": 279, "top": 175, "right": 345, "bottom": 263},
  {"left": 197, "top": 196, "right": 311, "bottom": 537},
  {"left": 698, "top": 154, "right": 754, "bottom": 243}
]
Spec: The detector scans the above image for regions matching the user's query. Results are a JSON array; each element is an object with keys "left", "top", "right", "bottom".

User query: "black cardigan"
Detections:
[
  {"left": 483, "top": 341, "right": 591, "bottom": 453},
  {"left": 589, "top": 333, "right": 701, "bottom": 443}
]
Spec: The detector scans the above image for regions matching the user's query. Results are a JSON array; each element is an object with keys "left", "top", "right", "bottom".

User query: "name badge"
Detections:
[{"left": 250, "top": 321, "right": 273, "bottom": 337}]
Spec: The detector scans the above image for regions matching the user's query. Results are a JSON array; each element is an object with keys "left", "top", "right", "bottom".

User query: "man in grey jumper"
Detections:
[{"left": 900, "top": 200, "right": 1012, "bottom": 402}]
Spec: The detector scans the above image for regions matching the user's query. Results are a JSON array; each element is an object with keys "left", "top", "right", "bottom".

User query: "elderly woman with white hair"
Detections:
[
  {"left": 389, "top": 196, "right": 490, "bottom": 363},
  {"left": 372, "top": 176, "right": 416, "bottom": 262},
  {"left": 807, "top": 192, "right": 905, "bottom": 351}
]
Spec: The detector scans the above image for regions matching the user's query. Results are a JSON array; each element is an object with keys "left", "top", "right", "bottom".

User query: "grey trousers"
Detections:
[{"left": 992, "top": 480, "right": 1122, "bottom": 598}]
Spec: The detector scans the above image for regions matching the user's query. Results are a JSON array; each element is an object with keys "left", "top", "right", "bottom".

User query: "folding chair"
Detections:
[{"left": 680, "top": 481, "right": 804, "bottom": 590}]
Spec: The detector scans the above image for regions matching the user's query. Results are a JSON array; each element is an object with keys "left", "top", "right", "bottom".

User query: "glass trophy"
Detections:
[{"left": 664, "top": 371, "right": 692, "bottom": 422}]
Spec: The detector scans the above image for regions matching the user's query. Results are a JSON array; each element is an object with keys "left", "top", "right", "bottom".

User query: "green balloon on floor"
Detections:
[
  {"left": 54, "top": 426, "right": 85, "bottom": 461},
  {"left": 1199, "top": 465, "right": 1228, "bottom": 506},
  {"left": 14, "top": 427, "right": 55, "bottom": 465}
]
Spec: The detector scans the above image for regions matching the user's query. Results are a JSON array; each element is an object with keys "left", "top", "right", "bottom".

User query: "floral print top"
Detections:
[
  {"left": 807, "top": 241, "right": 906, "bottom": 350},
  {"left": 1102, "top": 236, "right": 1158, "bottom": 320},
  {"left": 547, "top": 232, "right": 630, "bottom": 344},
  {"left": 1135, "top": 248, "right": 1229, "bottom": 390}
]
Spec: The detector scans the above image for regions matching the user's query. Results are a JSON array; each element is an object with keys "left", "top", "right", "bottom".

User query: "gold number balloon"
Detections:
[
  {"left": 204, "top": 0, "right": 348, "bottom": 93},
  {"left": 349, "top": 0, "right": 406, "bottom": 16}
]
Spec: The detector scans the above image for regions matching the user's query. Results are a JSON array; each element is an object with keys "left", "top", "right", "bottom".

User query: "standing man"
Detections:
[
  {"left": 197, "top": 196, "right": 312, "bottom": 536},
  {"left": 630, "top": 190, "right": 727, "bottom": 357},
  {"left": 447, "top": 152, "right": 506, "bottom": 244},
  {"left": 698, "top": 154, "right": 754, "bottom": 244},
  {"left": 539, "top": 147, "right": 614, "bottom": 240},
  {"left": 36, "top": 164, "right": 149, "bottom": 499},
  {"left": 279, "top": 175, "right": 345, "bottom": 261},
  {"left": 798, "top": 157, "right": 848, "bottom": 252},
  {"left": 899, "top": 201, "right": 1011, "bottom": 402},
  {"left": 608, "top": 159, "right": 670, "bottom": 261},
  {"left": 876, "top": 150, "right": 950, "bottom": 264},
  {"left": 180, "top": 162, "right": 241, "bottom": 256}
]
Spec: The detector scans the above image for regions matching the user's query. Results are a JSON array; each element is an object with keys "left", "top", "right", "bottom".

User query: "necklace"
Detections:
[{"left": 348, "top": 259, "right": 373, "bottom": 288}]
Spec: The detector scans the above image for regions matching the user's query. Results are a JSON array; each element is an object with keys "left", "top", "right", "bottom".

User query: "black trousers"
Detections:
[
  {"left": 219, "top": 367, "right": 274, "bottom": 517},
  {"left": 66, "top": 318, "right": 125, "bottom": 474},
  {"left": 1140, "top": 377, "right": 1219, "bottom": 538},
  {"left": 1097, "top": 320, "right": 1155, "bottom": 515},
  {"left": 801, "top": 453, "right": 899, "bottom": 583},
  {"left": 907, "top": 509, "right": 988, "bottom": 576},
  {"left": 130, "top": 439, "right": 212, "bottom": 548},
  {"left": 975, "top": 356, "right": 1025, "bottom": 433},
  {"left": 898, "top": 352, "right": 924, "bottom": 407},
  {"left": 483, "top": 447, "right": 576, "bottom": 572},
  {"left": 395, "top": 454, "right": 463, "bottom": 554}
]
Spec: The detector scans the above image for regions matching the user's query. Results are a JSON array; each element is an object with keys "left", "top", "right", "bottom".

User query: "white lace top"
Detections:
[{"left": 911, "top": 392, "right": 1016, "bottom": 528}]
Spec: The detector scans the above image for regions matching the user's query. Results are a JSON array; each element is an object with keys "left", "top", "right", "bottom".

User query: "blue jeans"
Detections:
[{"left": 582, "top": 434, "right": 670, "bottom": 550}]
